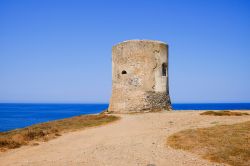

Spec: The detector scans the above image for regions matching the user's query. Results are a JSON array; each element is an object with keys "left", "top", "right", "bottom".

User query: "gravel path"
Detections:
[{"left": 0, "top": 111, "right": 249, "bottom": 166}]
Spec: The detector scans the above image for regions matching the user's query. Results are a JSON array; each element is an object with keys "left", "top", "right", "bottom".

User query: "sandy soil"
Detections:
[{"left": 0, "top": 111, "right": 249, "bottom": 166}]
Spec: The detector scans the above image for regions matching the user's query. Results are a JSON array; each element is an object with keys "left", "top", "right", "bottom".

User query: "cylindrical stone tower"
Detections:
[{"left": 108, "top": 40, "right": 171, "bottom": 113}]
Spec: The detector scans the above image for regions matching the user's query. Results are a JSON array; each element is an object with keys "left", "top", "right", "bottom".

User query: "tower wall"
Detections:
[{"left": 108, "top": 40, "right": 171, "bottom": 113}]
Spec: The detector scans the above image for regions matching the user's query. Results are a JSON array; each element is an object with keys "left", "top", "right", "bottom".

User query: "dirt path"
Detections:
[{"left": 0, "top": 111, "right": 249, "bottom": 166}]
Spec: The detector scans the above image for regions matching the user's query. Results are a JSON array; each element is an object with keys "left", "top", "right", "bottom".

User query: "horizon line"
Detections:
[{"left": 0, "top": 102, "right": 250, "bottom": 104}]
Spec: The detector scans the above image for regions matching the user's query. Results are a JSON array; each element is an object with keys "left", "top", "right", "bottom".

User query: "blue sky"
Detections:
[{"left": 0, "top": 0, "right": 249, "bottom": 103}]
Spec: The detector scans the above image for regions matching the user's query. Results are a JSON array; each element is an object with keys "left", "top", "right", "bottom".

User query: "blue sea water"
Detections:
[
  {"left": 0, "top": 103, "right": 250, "bottom": 132},
  {"left": 0, "top": 103, "right": 108, "bottom": 132}
]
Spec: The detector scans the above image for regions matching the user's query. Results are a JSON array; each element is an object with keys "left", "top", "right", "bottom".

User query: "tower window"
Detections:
[
  {"left": 122, "top": 70, "right": 127, "bottom": 74},
  {"left": 162, "top": 63, "right": 166, "bottom": 76}
]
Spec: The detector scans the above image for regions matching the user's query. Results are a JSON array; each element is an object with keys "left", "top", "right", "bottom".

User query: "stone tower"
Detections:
[{"left": 108, "top": 40, "right": 171, "bottom": 113}]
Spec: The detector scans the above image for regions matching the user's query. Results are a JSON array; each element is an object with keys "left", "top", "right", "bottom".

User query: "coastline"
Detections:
[
  {"left": 0, "top": 114, "right": 119, "bottom": 152},
  {"left": 0, "top": 110, "right": 249, "bottom": 166},
  {"left": 1, "top": 102, "right": 250, "bottom": 132},
  {"left": 1, "top": 109, "right": 250, "bottom": 133}
]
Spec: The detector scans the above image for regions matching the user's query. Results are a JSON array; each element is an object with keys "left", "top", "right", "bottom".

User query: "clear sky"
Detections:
[{"left": 0, "top": 0, "right": 249, "bottom": 103}]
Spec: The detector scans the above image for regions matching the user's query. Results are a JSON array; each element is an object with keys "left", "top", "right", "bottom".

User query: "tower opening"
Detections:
[
  {"left": 162, "top": 63, "right": 166, "bottom": 76},
  {"left": 122, "top": 70, "right": 127, "bottom": 74}
]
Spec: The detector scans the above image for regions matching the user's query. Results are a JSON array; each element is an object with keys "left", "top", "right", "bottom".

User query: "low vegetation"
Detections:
[
  {"left": 167, "top": 121, "right": 250, "bottom": 166},
  {"left": 200, "top": 110, "right": 249, "bottom": 116},
  {"left": 0, "top": 114, "right": 119, "bottom": 151}
]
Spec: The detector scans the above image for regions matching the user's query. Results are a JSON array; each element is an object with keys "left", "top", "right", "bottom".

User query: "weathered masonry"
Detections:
[{"left": 108, "top": 40, "right": 171, "bottom": 113}]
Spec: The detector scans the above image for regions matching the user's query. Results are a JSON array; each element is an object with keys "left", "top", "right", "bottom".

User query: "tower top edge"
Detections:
[{"left": 113, "top": 39, "right": 168, "bottom": 48}]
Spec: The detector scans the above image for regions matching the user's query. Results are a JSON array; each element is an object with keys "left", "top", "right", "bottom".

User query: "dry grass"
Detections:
[
  {"left": 0, "top": 114, "right": 119, "bottom": 151},
  {"left": 200, "top": 111, "right": 249, "bottom": 116},
  {"left": 167, "top": 121, "right": 250, "bottom": 166}
]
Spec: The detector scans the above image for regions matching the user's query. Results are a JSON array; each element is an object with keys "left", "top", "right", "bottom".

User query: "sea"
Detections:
[{"left": 0, "top": 103, "right": 250, "bottom": 132}]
